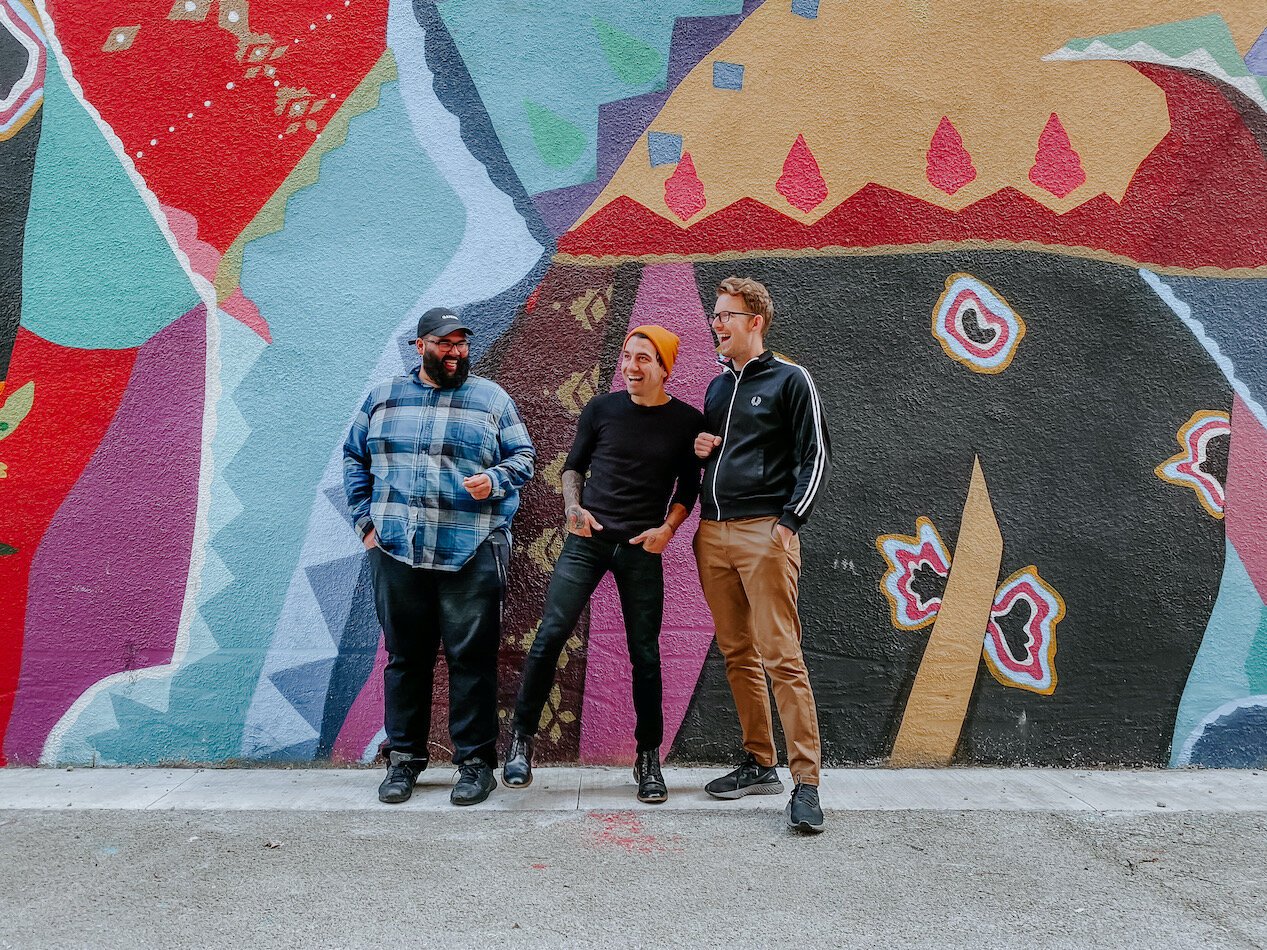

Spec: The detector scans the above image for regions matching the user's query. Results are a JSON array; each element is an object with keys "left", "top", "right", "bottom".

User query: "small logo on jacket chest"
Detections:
[{"left": 750, "top": 395, "right": 762, "bottom": 407}]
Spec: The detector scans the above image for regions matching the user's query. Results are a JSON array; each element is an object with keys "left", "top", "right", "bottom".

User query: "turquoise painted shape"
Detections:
[
  {"left": 20, "top": 50, "right": 197, "bottom": 348},
  {"left": 436, "top": 0, "right": 742, "bottom": 195},
  {"left": 1170, "top": 540, "right": 1266, "bottom": 766},
  {"left": 58, "top": 80, "right": 466, "bottom": 763}
]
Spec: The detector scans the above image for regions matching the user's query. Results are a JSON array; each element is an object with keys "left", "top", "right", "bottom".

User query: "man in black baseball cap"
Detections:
[
  {"left": 412, "top": 307, "right": 476, "bottom": 390},
  {"left": 344, "top": 304, "right": 535, "bottom": 807}
]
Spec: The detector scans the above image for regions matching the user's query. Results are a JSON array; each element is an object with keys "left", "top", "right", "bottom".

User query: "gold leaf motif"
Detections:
[
  {"left": 527, "top": 527, "right": 565, "bottom": 574},
  {"left": 568, "top": 287, "right": 610, "bottom": 332},
  {"left": 556, "top": 364, "right": 600, "bottom": 417},
  {"left": 541, "top": 451, "right": 568, "bottom": 495}
]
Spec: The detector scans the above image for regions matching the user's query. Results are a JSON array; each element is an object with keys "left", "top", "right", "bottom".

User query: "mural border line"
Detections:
[{"left": 553, "top": 239, "right": 1267, "bottom": 279}]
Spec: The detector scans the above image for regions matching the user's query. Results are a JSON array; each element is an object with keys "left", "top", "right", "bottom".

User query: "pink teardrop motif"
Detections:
[
  {"left": 664, "top": 151, "right": 707, "bottom": 221},
  {"left": 775, "top": 134, "right": 828, "bottom": 213},
  {"left": 1028, "top": 114, "right": 1086, "bottom": 198},
  {"left": 926, "top": 117, "right": 976, "bottom": 195}
]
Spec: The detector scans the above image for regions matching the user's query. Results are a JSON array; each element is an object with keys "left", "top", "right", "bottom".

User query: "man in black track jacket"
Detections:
[{"left": 693, "top": 275, "right": 832, "bottom": 834}]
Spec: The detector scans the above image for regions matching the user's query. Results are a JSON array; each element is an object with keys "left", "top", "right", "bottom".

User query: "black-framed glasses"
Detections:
[
  {"left": 712, "top": 310, "right": 758, "bottom": 324},
  {"left": 424, "top": 337, "right": 471, "bottom": 354}
]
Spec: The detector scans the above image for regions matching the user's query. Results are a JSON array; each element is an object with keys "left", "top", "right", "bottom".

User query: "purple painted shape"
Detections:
[
  {"left": 5, "top": 307, "right": 206, "bottom": 762},
  {"left": 579, "top": 263, "right": 719, "bottom": 763},
  {"left": 1247, "top": 29, "right": 1267, "bottom": 76},
  {"left": 531, "top": 2, "right": 765, "bottom": 237},
  {"left": 532, "top": 181, "right": 606, "bottom": 238}
]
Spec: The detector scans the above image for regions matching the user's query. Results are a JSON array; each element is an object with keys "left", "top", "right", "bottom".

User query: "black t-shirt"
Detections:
[{"left": 564, "top": 391, "right": 706, "bottom": 543}]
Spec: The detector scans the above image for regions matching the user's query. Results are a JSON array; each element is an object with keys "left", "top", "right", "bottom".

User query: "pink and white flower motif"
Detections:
[
  {"left": 932, "top": 273, "right": 1026, "bottom": 374},
  {"left": 876, "top": 517, "right": 952, "bottom": 631},
  {"left": 983, "top": 567, "right": 1065, "bottom": 695},
  {"left": 1155, "top": 410, "right": 1230, "bottom": 519}
]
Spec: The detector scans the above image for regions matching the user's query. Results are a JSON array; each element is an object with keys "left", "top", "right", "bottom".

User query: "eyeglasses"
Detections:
[
  {"left": 424, "top": 337, "right": 470, "bottom": 354},
  {"left": 712, "top": 310, "right": 758, "bottom": 324}
]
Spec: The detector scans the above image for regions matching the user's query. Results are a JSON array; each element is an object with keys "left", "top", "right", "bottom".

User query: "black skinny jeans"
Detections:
[
  {"left": 514, "top": 533, "right": 665, "bottom": 751},
  {"left": 369, "top": 532, "right": 509, "bottom": 766}
]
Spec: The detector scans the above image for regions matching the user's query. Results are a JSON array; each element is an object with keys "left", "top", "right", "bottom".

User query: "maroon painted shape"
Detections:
[{"left": 4, "top": 307, "right": 206, "bottom": 762}]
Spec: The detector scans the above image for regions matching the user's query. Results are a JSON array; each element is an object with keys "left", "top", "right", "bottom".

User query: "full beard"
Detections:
[{"left": 423, "top": 350, "right": 471, "bottom": 389}]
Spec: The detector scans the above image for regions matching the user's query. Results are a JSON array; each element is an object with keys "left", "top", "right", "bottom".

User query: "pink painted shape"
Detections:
[
  {"left": 775, "top": 133, "right": 829, "bottom": 212},
  {"left": 664, "top": 152, "right": 707, "bottom": 221},
  {"left": 332, "top": 637, "right": 387, "bottom": 763},
  {"left": 162, "top": 203, "right": 272, "bottom": 342},
  {"left": 926, "top": 117, "right": 976, "bottom": 196},
  {"left": 221, "top": 289, "right": 273, "bottom": 343},
  {"left": 1226, "top": 396, "right": 1267, "bottom": 603},
  {"left": 1028, "top": 113, "right": 1086, "bottom": 198},
  {"left": 579, "top": 262, "right": 718, "bottom": 764}
]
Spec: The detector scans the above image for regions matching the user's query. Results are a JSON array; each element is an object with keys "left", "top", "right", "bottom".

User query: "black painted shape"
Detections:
[
  {"left": 671, "top": 251, "right": 1229, "bottom": 767},
  {"left": 0, "top": 111, "right": 40, "bottom": 379},
  {"left": 1188, "top": 703, "right": 1267, "bottom": 768},
  {"left": 0, "top": 19, "right": 27, "bottom": 100},
  {"left": 317, "top": 555, "right": 381, "bottom": 758},
  {"left": 411, "top": 0, "right": 554, "bottom": 250},
  {"left": 1201, "top": 432, "right": 1229, "bottom": 488},
  {"left": 991, "top": 598, "right": 1033, "bottom": 666},
  {"left": 958, "top": 308, "right": 997, "bottom": 346},
  {"left": 909, "top": 562, "right": 948, "bottom": 611}
]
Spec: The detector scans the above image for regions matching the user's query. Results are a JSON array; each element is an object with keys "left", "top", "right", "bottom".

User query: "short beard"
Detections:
[{"left": 423, "top": 349, "right": 470, "bottom": 389}]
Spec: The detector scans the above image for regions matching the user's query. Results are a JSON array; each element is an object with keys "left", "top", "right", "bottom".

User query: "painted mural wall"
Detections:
[{"left": 1, "top": 0, "right": 1265, "bottom": 769}]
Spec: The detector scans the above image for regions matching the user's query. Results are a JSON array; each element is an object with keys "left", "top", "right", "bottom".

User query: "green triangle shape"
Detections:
[
  {"left": 592, "top": 18, "right": 664, "bottom": 86},
  {"left": 21, "top": 51, "right": 198, "bottom": 349},
  {"left": 523, "top": 99, "right": 588, "bottom": 168}
]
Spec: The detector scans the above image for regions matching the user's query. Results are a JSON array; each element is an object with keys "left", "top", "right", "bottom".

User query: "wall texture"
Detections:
[{"left": 2, "top": 0, "right": 1266, "bottom": 768}]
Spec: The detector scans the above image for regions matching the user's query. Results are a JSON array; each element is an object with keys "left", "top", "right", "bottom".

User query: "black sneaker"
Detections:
[
  {"left": 451, "top": 757, "right": 497, "bottom": 806},
  {"left": 704, "top": 753, "right": 784, "bottom": 800},
  {"left": 785, "top": 782, "right": 825, "bottom": 834},
  {"left": 378, "top": 751, "right": 427, "bottom": 804},
  {"left": 503, "top": 732, "right": 534, "bottom": 788},
  {"left": 633, "top": 748, "right": 668, "bottom": 804}
]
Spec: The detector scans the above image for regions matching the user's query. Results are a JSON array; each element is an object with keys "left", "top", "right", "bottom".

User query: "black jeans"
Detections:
[
  {"left": 513, "top": 533, "right": 665, "bottom": 751},
  {"left": 369, "top": 532, "right": 509, "bottom": 766}
]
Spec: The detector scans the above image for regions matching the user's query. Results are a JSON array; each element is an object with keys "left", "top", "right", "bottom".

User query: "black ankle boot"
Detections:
[
  {"left": 633, "top": 748, "right": 668, "bottom": 804},
  {"left": 503, "top": 732, "right": 534, "bottom": 788},
  {"left": 451, "top": 758, "right": 496, "bottom": 806}
]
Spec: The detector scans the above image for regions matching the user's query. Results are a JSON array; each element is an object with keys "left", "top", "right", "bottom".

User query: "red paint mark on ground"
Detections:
[
  {"left": 531, "top": 863, "right": 547, "bottom": 869},
  {"left": 584, "top": 811, "right": 683, "bottom": 855}
]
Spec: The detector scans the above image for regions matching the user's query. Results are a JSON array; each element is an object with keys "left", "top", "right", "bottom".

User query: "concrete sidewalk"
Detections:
[
  {"left": 0, "top": 765, "right": 1265, "bottom": 812},
  {"left": 3, "top": 767, "right": 1266, "bottom": 950}
]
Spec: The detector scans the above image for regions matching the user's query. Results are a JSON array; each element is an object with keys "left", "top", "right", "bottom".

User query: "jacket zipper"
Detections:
[{"left": 710, "top": 362, "right": 747, "bottom": 519}]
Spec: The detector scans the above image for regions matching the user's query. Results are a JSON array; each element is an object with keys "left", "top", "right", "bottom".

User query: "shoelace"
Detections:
[
  {"left": 386, "top": 763, "right": 415, "bottom": 784},
  {"left": 639, "top": 753, "right": 664, "bottom": 782},
  {"left": 457, "top": 761, "right": 485, "bottom": 784},
  {"left": 792, "top": 783, "right": 819, "bottom": 805}
]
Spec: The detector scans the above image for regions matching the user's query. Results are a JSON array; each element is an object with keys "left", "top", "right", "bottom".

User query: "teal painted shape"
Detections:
[
  {"left": 20, "top": 50, "right": 197, "bottom": 348},
  {"left": 1245, "top": 610, "right": 1267, "bottom": 694},
  {"left": 523, "top": 99, "right": 588, "bottom": 168},
  {"left": 58, "top": 80, "right": 465, "bottom": 763},
  {"left": 1061, "top": 13, "right": 1267, "bottom": 100},
  {"left": 436, "top": 0, "right": 742, "bottom": 195},
  {"left": 1170, "top": 540, "right": 1266, "bottom": 766},
  {"left": 592, "top": 18, "right": 664, "bottom": 86}
]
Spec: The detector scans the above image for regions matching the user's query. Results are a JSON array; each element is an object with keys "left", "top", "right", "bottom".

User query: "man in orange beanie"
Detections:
[{"left": 504, "top": 325, "right": 703, "bottom": 802}]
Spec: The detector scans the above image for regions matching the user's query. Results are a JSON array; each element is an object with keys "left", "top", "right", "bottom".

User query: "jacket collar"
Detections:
[{"left": 719, "top": 349, "right": 774, "bottom": 375}]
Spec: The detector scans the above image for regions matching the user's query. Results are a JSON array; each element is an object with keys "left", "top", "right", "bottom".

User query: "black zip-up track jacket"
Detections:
[{"left": 700, "top": 349, "right": 831, "bottom": 531}]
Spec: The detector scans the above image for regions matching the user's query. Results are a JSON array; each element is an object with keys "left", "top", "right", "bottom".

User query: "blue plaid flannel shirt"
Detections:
[{"left": 343, "top": 369, "right": 536, "bottom": 571}]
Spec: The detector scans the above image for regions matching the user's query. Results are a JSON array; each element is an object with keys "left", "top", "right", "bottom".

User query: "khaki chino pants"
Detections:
[{"left": 694, "top": 516, "right": 822, "bottom": 785}]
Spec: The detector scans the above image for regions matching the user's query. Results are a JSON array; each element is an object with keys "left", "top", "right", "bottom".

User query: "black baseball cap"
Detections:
[{"left": 412, "top": 307, "right": 475, "bottom": 342}]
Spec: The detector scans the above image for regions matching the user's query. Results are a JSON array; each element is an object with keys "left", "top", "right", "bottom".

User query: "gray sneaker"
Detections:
[
  {"left": 785, "top": 782, "right": 825, "bottom": 834},
  {"left": 704, "top": 753, "right": 784, "bottom": 800}
]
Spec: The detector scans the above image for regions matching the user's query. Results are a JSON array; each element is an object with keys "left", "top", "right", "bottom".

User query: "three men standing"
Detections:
[
  {"left": 343, "top": 307, "right": 535, "bottom": 806},
  {"left": 504, "top": 326, "right": 704, "bottom": 803},
  {"left": 344, "top": 280, "right": 828, "bottom": 832},
  {"left": 694, "top": 277, "right": 831, "bottom": 833}
]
